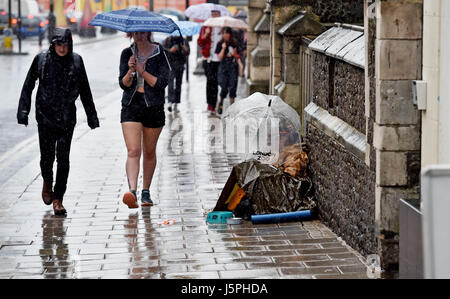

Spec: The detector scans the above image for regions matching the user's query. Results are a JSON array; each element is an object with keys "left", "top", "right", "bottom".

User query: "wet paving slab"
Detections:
[{"left": 0, "top": 60, "right": 373, "bottom": 279}]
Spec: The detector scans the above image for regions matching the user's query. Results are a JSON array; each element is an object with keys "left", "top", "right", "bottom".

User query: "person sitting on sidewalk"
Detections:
[
  {"left": 17, "top": 28, "right": 100, "bottom": 215},
  {"left": 163, "top": 34, "right": 190, "bottom": 112}
]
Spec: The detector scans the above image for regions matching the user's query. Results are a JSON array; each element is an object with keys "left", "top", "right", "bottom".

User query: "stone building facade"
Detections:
[
  {"left": 246, "top": 0, "right": 426, "bottom": 275},
  {"left": 247, "top": 0, "right": 271, "bottom": 94},
  {"left": 368, "top": 0, "right": 423, "bottom": 272}
]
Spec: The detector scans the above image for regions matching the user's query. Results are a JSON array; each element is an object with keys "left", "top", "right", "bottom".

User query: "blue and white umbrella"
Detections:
[
  {"left": 88, "top": 8, "right": 181, "bottom": 35},
  {"left": 171, "top": 21, "right": 201, "bottom": 36}
]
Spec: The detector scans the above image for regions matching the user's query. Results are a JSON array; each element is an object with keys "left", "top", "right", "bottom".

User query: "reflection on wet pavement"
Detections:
[{"left": 0, "top": 57, "right": 372, "bottom": 279}]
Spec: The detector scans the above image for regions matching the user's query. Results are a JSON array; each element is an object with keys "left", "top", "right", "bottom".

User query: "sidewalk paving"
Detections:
[{"left": 0, "top": 63, "right": 374, "bottom": 279}]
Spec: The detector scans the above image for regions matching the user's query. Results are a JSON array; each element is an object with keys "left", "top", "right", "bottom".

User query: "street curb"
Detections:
[{"left": 5, "top": 32, "right": 123, "bottom": 55}]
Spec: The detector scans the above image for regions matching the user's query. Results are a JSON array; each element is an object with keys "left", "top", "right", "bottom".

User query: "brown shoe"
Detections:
[
  {"left": 122, "top": 191, "right": 138, "bottom": 209},
  {"left": 42, "top": 182, "right": 53, "bottom": 205},
  {"left": 53, "top": 199, "right": 67, "bottom": 215}
]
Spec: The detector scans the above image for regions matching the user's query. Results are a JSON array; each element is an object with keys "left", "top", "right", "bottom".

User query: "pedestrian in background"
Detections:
[
  {"left": 119, "top": 31, "right": 171, "bottom": 208},
  {"left": 215, "top": 27, "right": 241, "bottom": 115},
  {"left": 17, "top": 28, "right": 99, "bottom": 215},
  {"left": 198, "top": 9, "right": 222, "bottom": 115},
  {"left": 163, "top": 35, "right": 190, "bottom": 112},
  {"left": 234, "top": 28, "right": 247, "bottom": 75}
]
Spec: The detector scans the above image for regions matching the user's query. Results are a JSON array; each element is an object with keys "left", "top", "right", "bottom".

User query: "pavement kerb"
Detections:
[{"left": 5, "top": 32, "right": 123, "bottom": 55}]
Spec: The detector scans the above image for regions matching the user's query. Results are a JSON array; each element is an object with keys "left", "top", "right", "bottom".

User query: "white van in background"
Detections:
[{"left": 0, "top": 0, "right": 39, "bottom": 17}]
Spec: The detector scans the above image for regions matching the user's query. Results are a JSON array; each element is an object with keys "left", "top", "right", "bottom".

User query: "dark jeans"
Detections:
[
  {"left": 218, "top": 62, "right": 239, "bottom": 100},
  {"left": 202, "top": 60, "right": 220, "bottom": 107},
  {"left": 168, "top": 65, "right": 185, "bottom": 104},
  {"left": 38, "top": 125, "right": 74, "bottom": 200}
]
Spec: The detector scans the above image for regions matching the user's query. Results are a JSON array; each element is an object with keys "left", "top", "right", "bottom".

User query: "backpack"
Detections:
[{"left": 37, "top": 51, "right": 81, "bottom": 81}]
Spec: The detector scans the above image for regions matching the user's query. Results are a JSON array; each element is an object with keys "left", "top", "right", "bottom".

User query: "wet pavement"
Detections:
[{"left": 0, "top": 37, "right": 373, "bottom": 279}]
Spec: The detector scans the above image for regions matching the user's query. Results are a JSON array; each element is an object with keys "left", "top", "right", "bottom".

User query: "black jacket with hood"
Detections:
[
  {"left": 17, "top": 28, "right": 99, "bottom": 130},
  {"left": 119, "top": 42, "right": 171, "bottom": 107}
]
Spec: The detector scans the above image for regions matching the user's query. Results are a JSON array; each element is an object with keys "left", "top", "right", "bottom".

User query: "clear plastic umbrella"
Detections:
[
  {"left": 184, "top": 3, "right": 231, "bottom": 21},
  {"left": 203, "top": 16, "right": 247, "bottom": 29},
  {"left": 222, "top": 92, "right": 302, "bottom": 165}
]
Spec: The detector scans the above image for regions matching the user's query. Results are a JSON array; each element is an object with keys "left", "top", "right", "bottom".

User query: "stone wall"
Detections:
[
  {"left": 267, "top": 0, "right": 365, "bottom": 94},
  {"left": 334, "top": 61, "right": 366, "bottom": 134},
  {"left": 307, "top": 49, "right": 375, "bottom": 255},
  {"left": 306, "top": 22, "right": 375, "bottom": 257},
  {"left": 306, "top": 124, "right": 377, "bottom": 256},
  {"left": 269, "top": 0, "right": 364, "bottom": 24},
  {"left": 312, "top": 53, "right": 366, "bottom": 134},
  {"left": 312, "top": 0, "right": 364, "bottom": 23},
  {"left": 311, "top": 53, "right": 329, "bottom": 109},
  {"left": 371, "top": 0, "right": 423, "bottom": 272}
]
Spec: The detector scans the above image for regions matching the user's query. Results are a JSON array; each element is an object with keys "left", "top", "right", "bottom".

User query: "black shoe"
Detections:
[
  {"left": 141, "top": 189, "right": 153, "bottom": 206},
  {"left": 168, "top": 105, "right": 172, "bottom": 112},
  {"left": 218, "top": 105, "right": 223, "bottom": 115}
]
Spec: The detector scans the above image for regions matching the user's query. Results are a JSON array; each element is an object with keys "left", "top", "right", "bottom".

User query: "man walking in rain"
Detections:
[
  {"left": 198, "top": 9, "right": 222, "bottom": 115},
  {"left": 17, "top": 28, "right": 99, "bottom": 215}
]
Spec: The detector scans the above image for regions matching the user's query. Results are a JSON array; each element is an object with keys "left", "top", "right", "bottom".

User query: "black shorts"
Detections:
[{"left": 120, "top": 92, "right": 165, "bottom": 128}]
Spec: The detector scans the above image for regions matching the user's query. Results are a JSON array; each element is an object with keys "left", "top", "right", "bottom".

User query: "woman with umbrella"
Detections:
[
  {"left": 119, "top": 31, "right": 171, "bottom": 208},
  {"left": 215, "top": 27, "right": 241, "bottom": 115},
  {"left": 89, "top": 9, "right": 179, "bottom": 207}
]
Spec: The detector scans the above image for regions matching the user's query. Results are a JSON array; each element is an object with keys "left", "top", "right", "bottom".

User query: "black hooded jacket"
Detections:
[{"left": 17, "top": 28, "right": 99, "bottom": 130}]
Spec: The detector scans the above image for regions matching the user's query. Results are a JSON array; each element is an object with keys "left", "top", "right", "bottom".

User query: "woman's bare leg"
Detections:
[
  {"left": 142, "top": 127, "right": 163, "bottom": 190},
  {"left": 121, "top": 122, "right": 143, "bottom": 191}
]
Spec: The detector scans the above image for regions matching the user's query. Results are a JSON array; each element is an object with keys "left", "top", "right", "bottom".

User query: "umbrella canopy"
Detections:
[
  {"left": 223, "top": 93, "right": 302, "bottom": 164},
  {"left": 184, "top": 3, "right": 231, "bottom": 21},
  {"left": 171, "top": 21, "right": 201, "bottom": 36},
  {"left": 203, "top": 16, "right": 247, "bottom": 29},
  {"left": 88, "top": 8, "right": 181, "bottom": 34}
]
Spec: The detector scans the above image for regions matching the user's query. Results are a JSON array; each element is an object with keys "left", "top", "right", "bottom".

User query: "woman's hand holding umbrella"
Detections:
[
  {"left": 136, "top": 58, "right": 147, "bottom": 76},
  {"left": 128, "top": 56, "right": 136, "bottom": 73},
  {"left": 136, "top": 59, "right": 158, "bottom": 88},
  {"left": 169, "top": 44, "right": 179, "bottom": 53}
]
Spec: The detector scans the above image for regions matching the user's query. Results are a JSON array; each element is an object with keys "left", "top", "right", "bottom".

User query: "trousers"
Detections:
[
  {"left": 38, "top": 125, "right": 74, "bottom": 199},
  {"left": 202, "top": 60, "right": 220, "bottom": 107}
]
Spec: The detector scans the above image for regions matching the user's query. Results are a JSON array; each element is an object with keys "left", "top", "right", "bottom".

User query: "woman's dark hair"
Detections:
[
  {"left": 223, "top": 27, "right": 233, "bottom": 35},
  {"left": 126, "top": 32, "right": 153, "bottom": 42}
]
